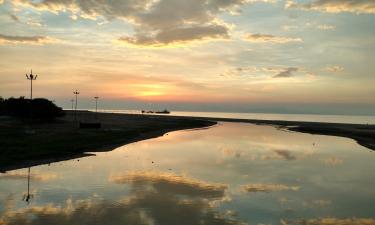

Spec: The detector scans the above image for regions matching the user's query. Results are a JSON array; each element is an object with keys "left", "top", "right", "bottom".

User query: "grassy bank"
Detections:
[{"left": 0, "top": 111, "right": 216, "bottom": 172}]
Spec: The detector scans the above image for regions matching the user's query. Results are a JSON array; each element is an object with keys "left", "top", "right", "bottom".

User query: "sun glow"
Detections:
[
  {"left": 132, "top": 84, "right": 169, "bottom": 98},
  {"left": 138, "top": 90, "right": 164, "bottom": 97}
]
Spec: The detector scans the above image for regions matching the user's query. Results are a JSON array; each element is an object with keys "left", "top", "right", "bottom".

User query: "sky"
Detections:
[{"left": 0, "top": 0, "right": 374, "bottom": 115}]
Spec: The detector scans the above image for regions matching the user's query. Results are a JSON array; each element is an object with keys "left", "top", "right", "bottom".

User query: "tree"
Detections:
[{"left": 0, "top": 97, "right": 65, "bottom": 119}]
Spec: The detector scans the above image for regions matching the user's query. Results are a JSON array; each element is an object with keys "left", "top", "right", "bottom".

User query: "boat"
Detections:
[
  {"left": 155, "top": 109, "right": 170, "bottom": 114},
  {"left": 141, "top": 109, "right": 170, "bottom": 114}
]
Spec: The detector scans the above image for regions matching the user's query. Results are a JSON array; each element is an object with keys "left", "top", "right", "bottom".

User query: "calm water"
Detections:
[
  {"left": 1, "top": 123, "right": 375, "bottom": 225},
  {"left": 94, "top": 109, "right": 375, "bottom": 124}
]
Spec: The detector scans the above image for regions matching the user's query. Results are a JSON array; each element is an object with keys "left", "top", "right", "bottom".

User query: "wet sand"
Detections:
[{"left": 1, "top": 111, "right": 374, "bottom": 172}]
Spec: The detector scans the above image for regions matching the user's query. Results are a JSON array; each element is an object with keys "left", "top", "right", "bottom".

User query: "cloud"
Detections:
[
  {"left": 262, "top": 149, "right": 297, "bottom": 160},
  {"left": 303, "top": 199, "right": 332, "bottom": 208},
  {"left": 281, "top": 25, "right": 299, "bottom": 31},
  {"left": 220, "top": 66, "right": 310, "bottom": 79},
  {"left": 9, "top": 14, "right": 20, "bottom": 23},
  {"left": 0, "top": 194, "right": 246, "bottom": 225},
  {"left": 0, "top": 34, "right": 59, "bottom": 45},
  {"left": 11, "top": 0, "right": 274, "bottom": 47},
  {"left": 273, "top": 67, "right": 299, "bottom": 78},
  {"left": 220, "top": 66, "right": 261, "bottom": 77},
  {"left": 26, "top": 21, "right": 43, "bottom": 27},
  {"left": 7, "top": 13, "right": 43, "bottom": 27},
  {"left": 282, "top": 23, "right": 335, "bottom": 31},
  {"left": 243, "top": 183, "right": 300, "bottom": 193},
  {"left": 117, "top": 24, "right": 229, "bottom": 47},
  {"left": 244, "top": 33, "right": 303, "bottom": 44},
  {"left": 322, "top": 156, "right": 343, "bottom": 166},
  {"left": 274, "top": 150, "right": 296, "bottom": 160},
  {"left": 286, "top": 0, "right": 375, "bottom": 14},
  {"left": 0, "top": 171, "right": 245, "bottom": 225},
  {"left": 0, "top": 171, "right": 59, "bottom": 182},
  {"left": 109, "top": 171, "right": 227, "bottom": 198},
  {"left": 324, "top": 65, "right": 344, "bottom": 73},
  {"left": 12, "top": 0, "right": 149, "bottom": 17},
  {"left": 221, "top": 147, "right": 242, "bottom": 158},
  {"left": 304, "top": 22, "right": 336, "bottom": 31},
  {"left": 281, "top": 217, "right": 375, "bottom": 225},
  {"left": 316, "top": 24, "right": 335, "bottom": 30},
  {"left": 109, "top": 172, "right": 227, "bottom": 198}
]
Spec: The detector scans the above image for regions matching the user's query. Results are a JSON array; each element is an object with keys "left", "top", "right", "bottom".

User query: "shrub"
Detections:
[{"left": 0, "top": 97, "right": 65, "bottom": 119}]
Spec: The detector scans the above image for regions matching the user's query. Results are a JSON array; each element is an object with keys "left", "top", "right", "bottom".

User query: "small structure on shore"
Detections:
[
  {"left": 141, "top": 109, "right": 170, "bottom": 114},
  {"left": 78, "top": 95, "right": 101, "bottom": 129}
]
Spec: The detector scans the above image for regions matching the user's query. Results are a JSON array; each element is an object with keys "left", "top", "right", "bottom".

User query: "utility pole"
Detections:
[
  {"left": 94, "top": 96, "right": 99, "bottom": 120},
  {"left": 73, "top": 90, "right": 80, "bottom": 121},
  {"left": 26, "top": 70, "right": 37, "bottom": 124}
]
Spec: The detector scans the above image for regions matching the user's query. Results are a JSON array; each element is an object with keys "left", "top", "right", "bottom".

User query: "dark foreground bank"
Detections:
[
  {"left": 0, "top": 111, "right": 216, "bottom": 172},
  {"left": 1, "top": 111, "right": 374, "bottom": 172}
]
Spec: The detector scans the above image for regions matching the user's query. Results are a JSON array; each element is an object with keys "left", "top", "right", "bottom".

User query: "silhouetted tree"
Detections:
[
  {"left": 0, "top": 97, "right": 4, "bottom": 114},
  {"left": 0, "top": 97, "right": 64, "bottom": 119}
]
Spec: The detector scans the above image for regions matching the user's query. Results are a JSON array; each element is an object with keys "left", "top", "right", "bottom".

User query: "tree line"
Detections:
[{"left": 0, "top": 97, "right": 64, "bottom": 119}]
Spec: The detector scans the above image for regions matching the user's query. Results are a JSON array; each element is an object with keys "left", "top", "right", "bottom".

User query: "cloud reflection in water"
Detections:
[{"left": 0, "top": 171, "right": 247, "bottom": 225}]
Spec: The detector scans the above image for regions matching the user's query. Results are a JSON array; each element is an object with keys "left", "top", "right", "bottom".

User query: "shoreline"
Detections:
[
  {"left": 0, "top": 125, "right": 213, "bottom": 172},
  {"left": 1, "top": 111, "right": 374, "bottom": 172},
  {"left": 0, "top": 111, "right": 216, "bottom": 172}
]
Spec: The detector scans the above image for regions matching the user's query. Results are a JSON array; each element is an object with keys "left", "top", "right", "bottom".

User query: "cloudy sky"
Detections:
[{"left": 0, "top": 0, "right": 374, "bottom": 114}]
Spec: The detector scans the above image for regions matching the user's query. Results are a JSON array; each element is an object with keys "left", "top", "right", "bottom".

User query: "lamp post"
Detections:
[
  {"left": 26, "top": 70, "right": 37, "bottom": 124},
  {"left": 71, "top": 99, "right": 74, "bottom": 111},
  {"left": 26, "top": 70, "right": 37, "bottom": 100},
  {"left": 73, "top": 90, "right": 80, "bottom": 121},
  {"left": 94, "top": 96, "right": 99, "bottom": 120}
]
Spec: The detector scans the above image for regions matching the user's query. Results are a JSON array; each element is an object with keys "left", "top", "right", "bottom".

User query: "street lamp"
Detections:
[
  {"left": 26, "top": 69, "right": 37, "bottom": 100},
  {"left": 26, "top": 70, "right": 37, "bottom": 123},
  {"left": 73, "top": 90, "right": 80, "bottom": 121},
  {"left": 94, "top": 96, "right": 99, "bottom": 112},
  {"left": 71, "top": 99, "right": 74, "bottom": 111}
]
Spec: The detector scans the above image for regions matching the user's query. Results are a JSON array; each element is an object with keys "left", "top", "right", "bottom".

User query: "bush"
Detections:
[{"left": 0, "top": 97, "right": 65, "bottom": 119}]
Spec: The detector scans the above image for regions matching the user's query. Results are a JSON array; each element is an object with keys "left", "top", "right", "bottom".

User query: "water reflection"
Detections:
[
  {"left": 109, "top": 171, "right": 227, "bottom": 199},
  {"left": 1, "top": 171, "right": 243, "bottom": 225},
  {"left": 1, "top": 122, "right": 375, "bottom": 225},
  {"left": 242, "top": 183, "right": 300, "bottom": 193},
  {"left": 22, "top": 168, "right": 33, "bottom": 204}
]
